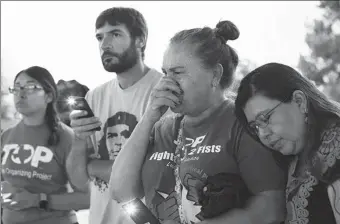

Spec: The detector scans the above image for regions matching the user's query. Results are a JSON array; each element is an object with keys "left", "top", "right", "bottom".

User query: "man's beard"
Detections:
[{"left": 101, "top": 43, "right": 138, "bottom": 74}]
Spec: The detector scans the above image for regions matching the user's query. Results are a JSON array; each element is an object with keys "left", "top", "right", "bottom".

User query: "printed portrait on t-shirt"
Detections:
[{"left": 94, "top": 111, "right": 138, "bottom": 191}]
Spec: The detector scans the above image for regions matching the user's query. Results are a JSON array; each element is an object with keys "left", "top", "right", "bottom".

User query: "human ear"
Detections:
[{"left": 292, "top": 90, "right": 308, "bottom": 113}]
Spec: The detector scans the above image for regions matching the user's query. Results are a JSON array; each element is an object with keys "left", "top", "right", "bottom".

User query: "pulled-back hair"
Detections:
[
  {"left": 95, "top": 7, "right": 148, "bottom": 60},
  {"left": 170, "top": 20, "right": 240, "bottom": 90},
  {"left": 15, "top": 66, "right": 60, "bottom": 146}
]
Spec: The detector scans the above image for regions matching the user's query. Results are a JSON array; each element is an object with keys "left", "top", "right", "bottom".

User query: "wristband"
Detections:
[{"left": 39, "top": 193, "right": 49, "bottom": 211}]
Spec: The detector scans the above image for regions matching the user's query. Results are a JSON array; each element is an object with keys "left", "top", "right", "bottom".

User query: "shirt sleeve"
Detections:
[
  {"left": 316, "top": 121, "right": 340, "bottom": 184},
  {"left": 150, "top": 114, "right": 177, "bottom": 150},
  {"left": 234, "top": 127, "right": 286, "bottom": 194}
]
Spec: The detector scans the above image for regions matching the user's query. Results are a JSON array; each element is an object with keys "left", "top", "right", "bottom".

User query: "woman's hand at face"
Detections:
[{"left": 144, "top": 77, "right": 183, "bottom": 124}]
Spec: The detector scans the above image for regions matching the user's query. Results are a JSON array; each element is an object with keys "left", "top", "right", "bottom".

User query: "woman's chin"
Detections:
[
  {"left": 278, "top": 148, "right": 293, "bottom": 156},
  {"left": 15, "top": 108, "right": 32, "bottom": 116},
  {"left": 265, "top": 139, "right": 291, "bottom": 155},
  {"left": 276, "top": 142, "right": 296, "bottom": 156}
]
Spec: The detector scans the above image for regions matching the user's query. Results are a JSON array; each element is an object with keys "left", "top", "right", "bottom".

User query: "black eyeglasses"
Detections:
[
  {"left": 248, "top": 101, "right": 285, "bottom": 136},
  {"left": 9, "top": 84, "right": 44, "bottom": 95}
]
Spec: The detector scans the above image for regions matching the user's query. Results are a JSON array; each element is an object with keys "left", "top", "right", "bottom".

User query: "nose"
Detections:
[
  {"left": 257, "top": 126, "right": 272, "bottom": 140},
  {"left": 166, "top": 74, "right": 180, "bottom": 84},
  {"left": 100, "top": 35, "right": 113, "bottom": 51},
  {"left": 16, "top": 90, "right": 27, "bottom": 99}
]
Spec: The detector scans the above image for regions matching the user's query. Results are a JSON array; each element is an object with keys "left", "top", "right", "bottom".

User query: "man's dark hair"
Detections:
[
  {"left": 95, "top": 7, "right": 148, "bottom": 60},
  {"left": 105, "top": 111, "right": 138, "bottom": 132}
]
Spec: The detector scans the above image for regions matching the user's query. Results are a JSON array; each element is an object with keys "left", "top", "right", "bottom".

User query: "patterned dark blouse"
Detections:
[{"left": 285, "top": 120, "right": 340, "bottom": 224}]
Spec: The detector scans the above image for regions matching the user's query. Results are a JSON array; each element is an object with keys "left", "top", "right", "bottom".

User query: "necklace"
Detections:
[
  {"left": 172, "top": 101, "right": 225, "bottom": 223},
  {"left": 173, "top": 118, "right": 187, "bottom": 224}
]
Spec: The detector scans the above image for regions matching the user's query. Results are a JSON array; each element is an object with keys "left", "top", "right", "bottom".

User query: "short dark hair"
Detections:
[
  {"left": 95, "top": 7, "right": 148, "bottom": 60},
  {"left": 105, "top": 111, "right": 138, "bottom": 132},
  {"left": 170, "top": 20, "right": 240, "bottom": 90}
]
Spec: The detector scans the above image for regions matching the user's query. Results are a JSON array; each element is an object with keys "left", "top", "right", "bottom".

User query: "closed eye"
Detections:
[
  {"left": 254, "top": 109, "right": 272, "bottom": 123},
  {"left": 262, "top": 111, "right": 274, "bottom": 123},
  {"left": 248, "top": 121, "right": 258, "bottom": 130},
  {"left": 167, "top": 71, "right": 184, "bottom": 77}
]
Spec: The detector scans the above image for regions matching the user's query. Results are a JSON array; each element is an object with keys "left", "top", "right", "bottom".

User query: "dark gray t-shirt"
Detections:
[
  {"left": 1, "top": 121, "right": 77, "bottom": 224},
  {"left": 142, "top": 100, "right": 286, "bottom": 223}
]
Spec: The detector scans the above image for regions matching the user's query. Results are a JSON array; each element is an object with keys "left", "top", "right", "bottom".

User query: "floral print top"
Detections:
[{"left": 285, "top": 120, "right": 340, "bottom": 224}]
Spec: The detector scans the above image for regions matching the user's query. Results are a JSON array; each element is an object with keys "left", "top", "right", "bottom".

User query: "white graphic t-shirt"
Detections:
[{"left": 85, "top": 68, "right": 163, "bottom": 224}]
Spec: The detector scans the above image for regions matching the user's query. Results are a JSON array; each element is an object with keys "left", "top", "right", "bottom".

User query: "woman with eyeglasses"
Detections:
[
  {"left": 1, "top": 66, "right": 89, "bottom": 224},
  {"left": 235, "top": 62, "right": 340, "bottom": 224}
]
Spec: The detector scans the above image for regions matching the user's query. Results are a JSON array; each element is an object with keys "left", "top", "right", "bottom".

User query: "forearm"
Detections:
[
  {"left": 110, "top": 115, "right": 155, "bottom": 202},
  {"left": 66, "top": 141, "right": 90, "bottom": 192},
  {"left": 202, "top": 190, "right": 285, "bottom": 224},
  {"left": 48, "top": 191, "right": 90, "bottom": 211},
  {"left": 88, "top": 159, "right": 114, "bottom": 183},
  {"left": 247, "top": 191, "right": 284, "bottom": 224}
]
